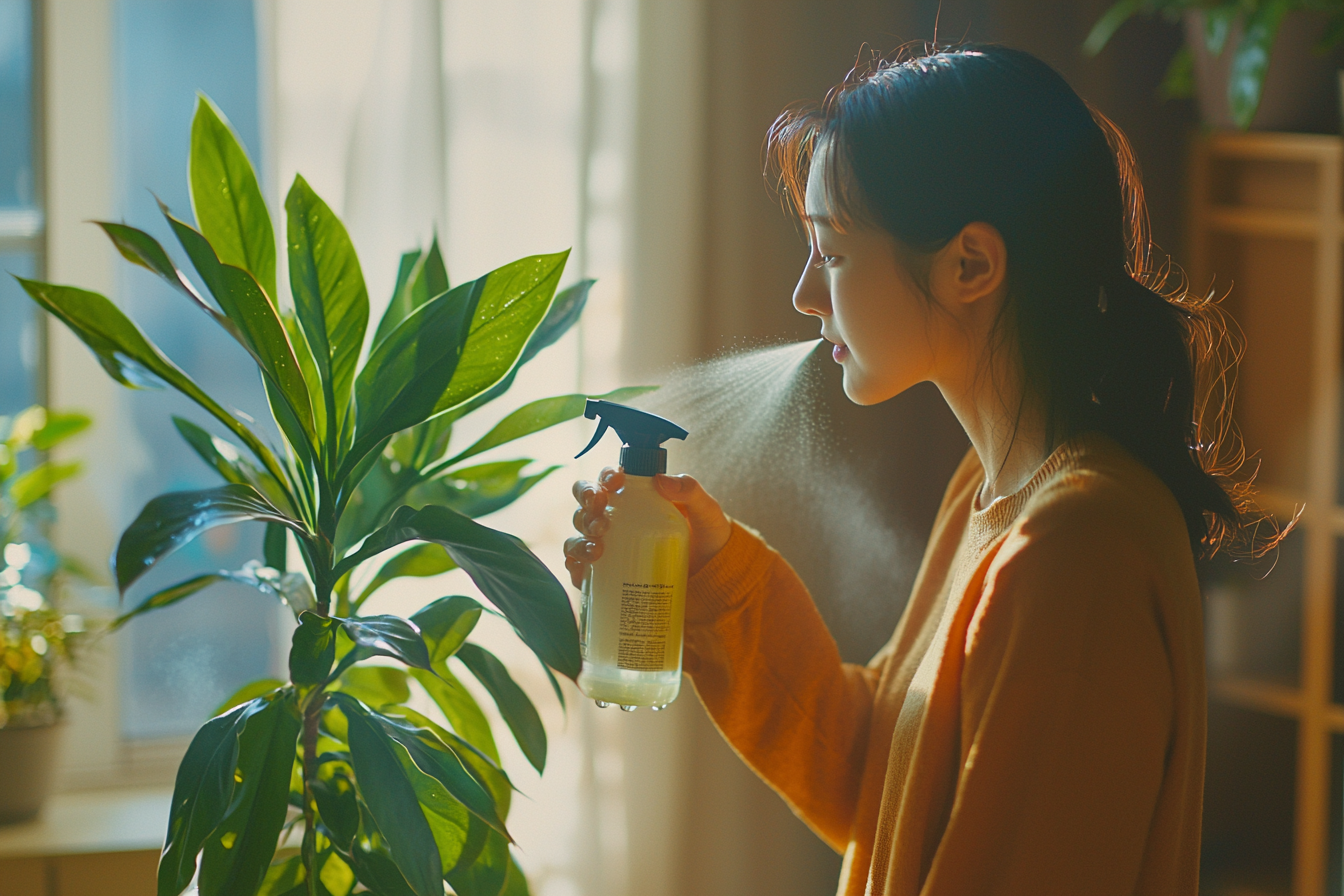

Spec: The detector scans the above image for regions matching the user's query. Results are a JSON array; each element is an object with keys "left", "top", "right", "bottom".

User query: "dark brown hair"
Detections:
[{"left": 767, "top": 44, "right": 1284, "bottom": 558}]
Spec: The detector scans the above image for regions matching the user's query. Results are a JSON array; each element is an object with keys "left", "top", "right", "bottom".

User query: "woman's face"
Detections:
[{"left": 793, "top": 154, "right": 942, "bottom": 406}]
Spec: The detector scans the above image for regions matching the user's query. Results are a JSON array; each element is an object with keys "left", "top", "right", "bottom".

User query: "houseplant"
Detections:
[
  {"left": 0, "top": 404, "right": 91, "bottom": 822},
  {"left": 18, "top": 95, "right": 645, "bottom": 895},
  {"left": 1084, "top": 0, "right": 1344, "bottom": 129}
]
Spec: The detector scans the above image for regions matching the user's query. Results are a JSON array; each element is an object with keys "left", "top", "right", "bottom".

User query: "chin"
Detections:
[{"left": 842, "top": 369, "right": 906, "bottom": 406}]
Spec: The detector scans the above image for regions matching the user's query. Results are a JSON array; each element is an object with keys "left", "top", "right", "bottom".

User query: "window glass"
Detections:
[
  {"left": 0, "top": 250, "right": 36, "bottom": 417},
  {"left": 0, "top": 0, "right": 33, "bottom": 208},
  {"left": 114, "top": 0, "right": 284, "bottom": 740}
]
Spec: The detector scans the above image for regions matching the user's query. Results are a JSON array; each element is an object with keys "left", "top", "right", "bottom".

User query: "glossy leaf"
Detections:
[
  {"left": 95, "top": 221, "right": 237, "bottom": 331},
  {"left": 189, "top": 95, "right": 277, "bottom": 302},
  {"left": 457, "top": 643, "right": 546, "bottom": 773},
  {"left": 255, "top": 855, "right": 305, "bottom": 896},
  {"left": 291, "top": 612, "right": 338, "bottom": 685},
  {"left": 1204, "top": 5, "right": 1236, "bottom": 55},
  {"left": 215, "top": 678, "right": 285, "bottom": 715},
  {"left": 286, "top": 174, "right": 369, "bottom": 445},
  {"left": 340, "top": 504, "right": 579, "bottom": 679},
  {"left": 263, "top": 522, "right": 288, "bottom": 571},
  {"left": 157, "top": 701, "right": 254, "bottom": 896},
  {"left": 411, "top": 596, "right": 482, "bottom": 664},
  {"left": 374, "top": 238, "right": 449, "bottom": 349},
  {"left": 310, "top": 764, "right": 359, "bottom": 852},
  {"left": 411, "top": 460, "right": 556, "bottom": 521},
  {"left": 342, "top": 699, "right": 444, "bottom": 896},
  {"left": 433, "top": 252, "right": 568, "bottom": 415},
  {"left": 408, "top": 667, "right": 499, "bottom": 764},
  {"left": 446, "top": 277, "right": 592, "bottom": 421},
  {"left": 502, "top": 853, "right": 531, "bottom": 896},
  {"left": 1081, "top": 0, "right": 1140, "bottom": 56},
  {"left": 333, "top": 615, "right": 433, "bottom": 676},
  {"left": 14, "top": 277, "right": 283, "bottom": 480},
  {"left": 164, "top": 208, "right": 316, "bottom": 446},
  {"left": 9, "top": 460, "right": 81, "bottom": 508},
  {"left": 348, "top": 278, "right": 483, "bottom": 473},
  {"left": 112, "top": 574, "right": 221, "bottom": 630},
  {"left": 1229, "top": 0, "right": 1291, "bottom": 130},
  {"left": 388, "top": 732, "right": 470, "bottom": 871},
  {"left": 445, "top": 385, "right": 656, "bottom": 467},
  {"left": 446, "top": 828, "right": 510, "bottom": 896},
  {"left": 115, "top": 484, "right": 304, "bottom": 594},
  {"left": 332, "top": 666, "right": 410, "bottom": 708},
  {"left": 347, "top": 824, "right": 419, "bottom": 896},
  {"left": 353, "top": 542, "right": 457, "bottom": 610},
  {"left": 198, "top": 695, "right": 303, "bottom": 896},
  {"left": 173, "top": 416, "right": 293, "bottom": 514}
]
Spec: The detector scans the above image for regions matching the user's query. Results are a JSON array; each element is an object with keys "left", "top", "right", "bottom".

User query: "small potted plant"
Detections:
[
  {"left": 1084, "top": 0, "right": 1344, "bottom": 131},
  {"left": 0, "top": 404, "right": 90, "bottom": 823}
]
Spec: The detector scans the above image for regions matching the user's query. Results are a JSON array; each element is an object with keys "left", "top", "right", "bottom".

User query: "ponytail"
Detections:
[{"left": 768, "top": 44, "right": 1284, "bottom": 558}]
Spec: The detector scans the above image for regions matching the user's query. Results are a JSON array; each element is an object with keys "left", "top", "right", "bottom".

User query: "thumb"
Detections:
[{"left": 654, "top": 474, "right": 727, "bottom": 530}]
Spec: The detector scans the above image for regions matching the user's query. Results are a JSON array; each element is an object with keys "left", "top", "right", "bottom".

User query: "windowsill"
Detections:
[{"left": 0, "top": 786, "right": 170, "bottom": 858}]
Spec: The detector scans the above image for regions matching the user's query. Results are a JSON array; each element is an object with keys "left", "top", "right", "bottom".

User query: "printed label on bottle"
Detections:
[{"left": 617, "top": 580, "right": 675, "bottom": 671}]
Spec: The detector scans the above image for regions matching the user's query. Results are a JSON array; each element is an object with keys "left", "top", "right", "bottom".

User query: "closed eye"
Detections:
[{"left": 813, "top": 255, "right": 838, "bottom": 268}]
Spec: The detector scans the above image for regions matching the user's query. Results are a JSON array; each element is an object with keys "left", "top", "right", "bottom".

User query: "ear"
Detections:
[{"left": 929, "top": 221, "right": 1007, "bottom": 311}]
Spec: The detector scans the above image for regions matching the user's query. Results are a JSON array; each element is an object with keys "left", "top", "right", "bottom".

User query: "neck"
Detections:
[{"left": 937, "top": 354, "right": 1055, "bottom": 507}]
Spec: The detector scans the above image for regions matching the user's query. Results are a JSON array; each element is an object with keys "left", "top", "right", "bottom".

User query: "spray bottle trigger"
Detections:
[{"left": 575, "top": 420, "right": 610, "bottom": 459}]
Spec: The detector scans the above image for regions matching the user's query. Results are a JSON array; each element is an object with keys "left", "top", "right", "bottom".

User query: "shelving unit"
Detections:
[{"left": 1189, "top": 132, "right": 1344, "bottom": 896}]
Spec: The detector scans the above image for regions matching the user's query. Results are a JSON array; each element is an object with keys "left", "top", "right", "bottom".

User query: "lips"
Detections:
[{"left": 832, "top": 342, "right": 850, "bottom": 363}]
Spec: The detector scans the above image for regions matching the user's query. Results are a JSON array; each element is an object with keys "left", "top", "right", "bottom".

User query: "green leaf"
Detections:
[
  {"left": 215, "top": 678, "right": 285, "bottom": 715},
  {"left": 173, "top": 416, "right": 293, "bottom": 513},
  {"left": 348, "top": 278, "right": 484, "bottom": 474},
  {"left": 374, "top": 238, "right": 450, "bottom": 349},
  {"left": 9, "top": 460, "right": 81, "bottom": 508},
  {"left": 198, "top": 694, "right": 303, "bottom": 896},
  {"left": 444, "top": 277, "right": 593, "bottom": 422},
  {"left": 282, "top": 309, "right": 327, "bottom": 444},
  {"left": 339, "top": 504, "right": 579, "bottom": 679},
  {"left": 342, "top": 699, "right": 444, "bottom": 896},
  {"left": 111, "top": 574, "right": 222, "bottom": 630},
  {"left": 445, "top": 386, "right": 656, "bottom": 467},
  {"left": 95, "top": 221, "right": 236, "bottom": 329},
  {"left": 410, "top": 460, "right": 556, "bottom": 521},
  {"left": 164, "top": 207, "right": 317, "bottom": 448},
  {"left": 285, "top": 174, "right": 370, "bottom": 448},
  {"left": 28, "top": 409, "right": 90, "bottom": 450},
  {"left": 1082, "top": 0, "right": 1141, "bottom": 56},
  {"left": 256, "top": 855, "right": 305, "bottom": 896},
  {"left": 157, "top": 701, "right": 254, "bottom": 896},
  {"left": 1205, "top": 6, "right": 1237, "bottom": 56},
  {"left": 331, "top": 666, "right": 410, "bottom": 708},
  {"left": 411, "top": 596, "right": 482, "bottom": 663},
  {"left": 291, "top": 612, "right": 338, "bottom": 685},
  {"left": 1316, "top": 10, "right": 1344, "bottom": 53},
  {"left": 353, "top": 543, "right": 458, "bottom": 610},
  {"left": 14, "top": 277, "right": 284, "bottom": 482},
  {"left": 446, "top": 828, "right": 510, "bottom": 896},
  {"left": 502, "top": 853, "right": 530, "bottom": 896},
  {"left": 433, "top": 252, "right": 568, "bottom": 416},
  {"left": 408, "top": 667, "right": 499, "bottom": 764},
  {"left": 189, "top": 94, "right": 277, "bottom": 303},
  {"left": 346, "top": 826, "right": 418, "bottom": 896},
  {"left": 114, "top": 484, "right": 304, "bottom": 594},
  {"left": 311, "top": 763, "right": 360, "bottom": 852},
  {"left": 333, "top": 615, "right": 434, "bottom": 676},
  {"left": 387, "top": 732, "right": 470, "bottom": 872},
  {"left": 456, "top": 643, "right": 546, "bottom": 774},
  {"left": 1229, "top": 0, "right": 1291, "bottom": 130},
  {"left": 264, "top": 522, "right": 288, "bottom": 572}
]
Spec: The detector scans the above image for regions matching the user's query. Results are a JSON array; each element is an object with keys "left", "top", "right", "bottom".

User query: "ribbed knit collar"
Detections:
[{"left": 963, "top": 433, "right": 1099, "bottom": 560}]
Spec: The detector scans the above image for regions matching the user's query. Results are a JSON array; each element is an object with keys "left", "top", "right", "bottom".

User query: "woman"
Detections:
[{"left": 564, "top": 45, "right": 1278, "bottom": 895}]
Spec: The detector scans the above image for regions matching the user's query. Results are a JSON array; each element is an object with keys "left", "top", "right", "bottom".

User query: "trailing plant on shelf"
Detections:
[
  {"left": 1083, "top": 0, "right": 1344, "bottom": 129},
  {"left": 0, "top": 405, "right": 91, "bottom": 730},
  {"left": 18, "top": 95, "right": 647, "bottom": 896}
]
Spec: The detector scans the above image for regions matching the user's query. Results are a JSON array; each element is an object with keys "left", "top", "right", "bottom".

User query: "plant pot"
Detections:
[
  {"left": 1186, "top": 10, "right": 1344, "bottom": 133},
  {"left": 0, "top": 722, "right": 61, "bottom": 824}
]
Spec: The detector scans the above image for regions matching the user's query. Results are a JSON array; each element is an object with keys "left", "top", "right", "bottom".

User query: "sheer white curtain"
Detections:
[{"left": 255, "top": 1, "right": 643, "bottom": 893}]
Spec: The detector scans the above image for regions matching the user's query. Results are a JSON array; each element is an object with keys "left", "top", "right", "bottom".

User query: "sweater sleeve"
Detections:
[
  {"left": 683, "top": 521, "right": 879, "bottom": 852},
  {"left": 921, "top": 490, "right": 1175, "bottom": 896}
]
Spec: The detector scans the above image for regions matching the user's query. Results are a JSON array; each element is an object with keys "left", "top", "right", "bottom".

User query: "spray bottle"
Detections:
[{"left": 574, "top": 399, "right": 690, "bottom": 710}]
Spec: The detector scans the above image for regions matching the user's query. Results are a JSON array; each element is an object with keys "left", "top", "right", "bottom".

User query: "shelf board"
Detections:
[
  {"left": 1205, "top": 130, "right": 1344, "bottom": 164},
  {"left": 1210, "top": 676, "right": 1303, "bottom": 718},
  {"left": 1204, "top": 206, "right": 1337, "bottom": 240}
]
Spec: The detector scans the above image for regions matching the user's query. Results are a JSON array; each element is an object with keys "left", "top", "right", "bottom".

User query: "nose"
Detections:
[{"left": 792, "top": 243, "right": 831, "bottom": 318}]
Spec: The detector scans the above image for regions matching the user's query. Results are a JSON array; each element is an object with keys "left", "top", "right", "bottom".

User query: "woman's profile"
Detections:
[{"left": 566, "top": 44, "right": 1282, "bottom": 896}]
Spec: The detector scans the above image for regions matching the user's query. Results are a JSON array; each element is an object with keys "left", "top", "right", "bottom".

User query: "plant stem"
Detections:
[{"left": 301, "top": 697, "right": 321, "bottom": 896}]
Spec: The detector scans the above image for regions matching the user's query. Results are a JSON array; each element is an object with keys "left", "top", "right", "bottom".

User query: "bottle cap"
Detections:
[{"left": 575, "top": 399, "right": 689, "bottom": 476}]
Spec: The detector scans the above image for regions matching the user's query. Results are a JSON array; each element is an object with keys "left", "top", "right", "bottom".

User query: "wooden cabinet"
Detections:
[{"left": 1190, "top": 132, "right": 1344, "bottom": 896}]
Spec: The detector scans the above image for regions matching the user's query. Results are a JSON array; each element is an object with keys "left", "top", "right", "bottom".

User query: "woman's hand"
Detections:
[{"left": 563, "top": 467, "right": 733, "bottom": 587}]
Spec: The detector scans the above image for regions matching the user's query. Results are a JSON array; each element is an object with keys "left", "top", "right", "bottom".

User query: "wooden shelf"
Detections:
[{"left": 1205, "top": 206, "right": 1330, "bottom": 240}]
